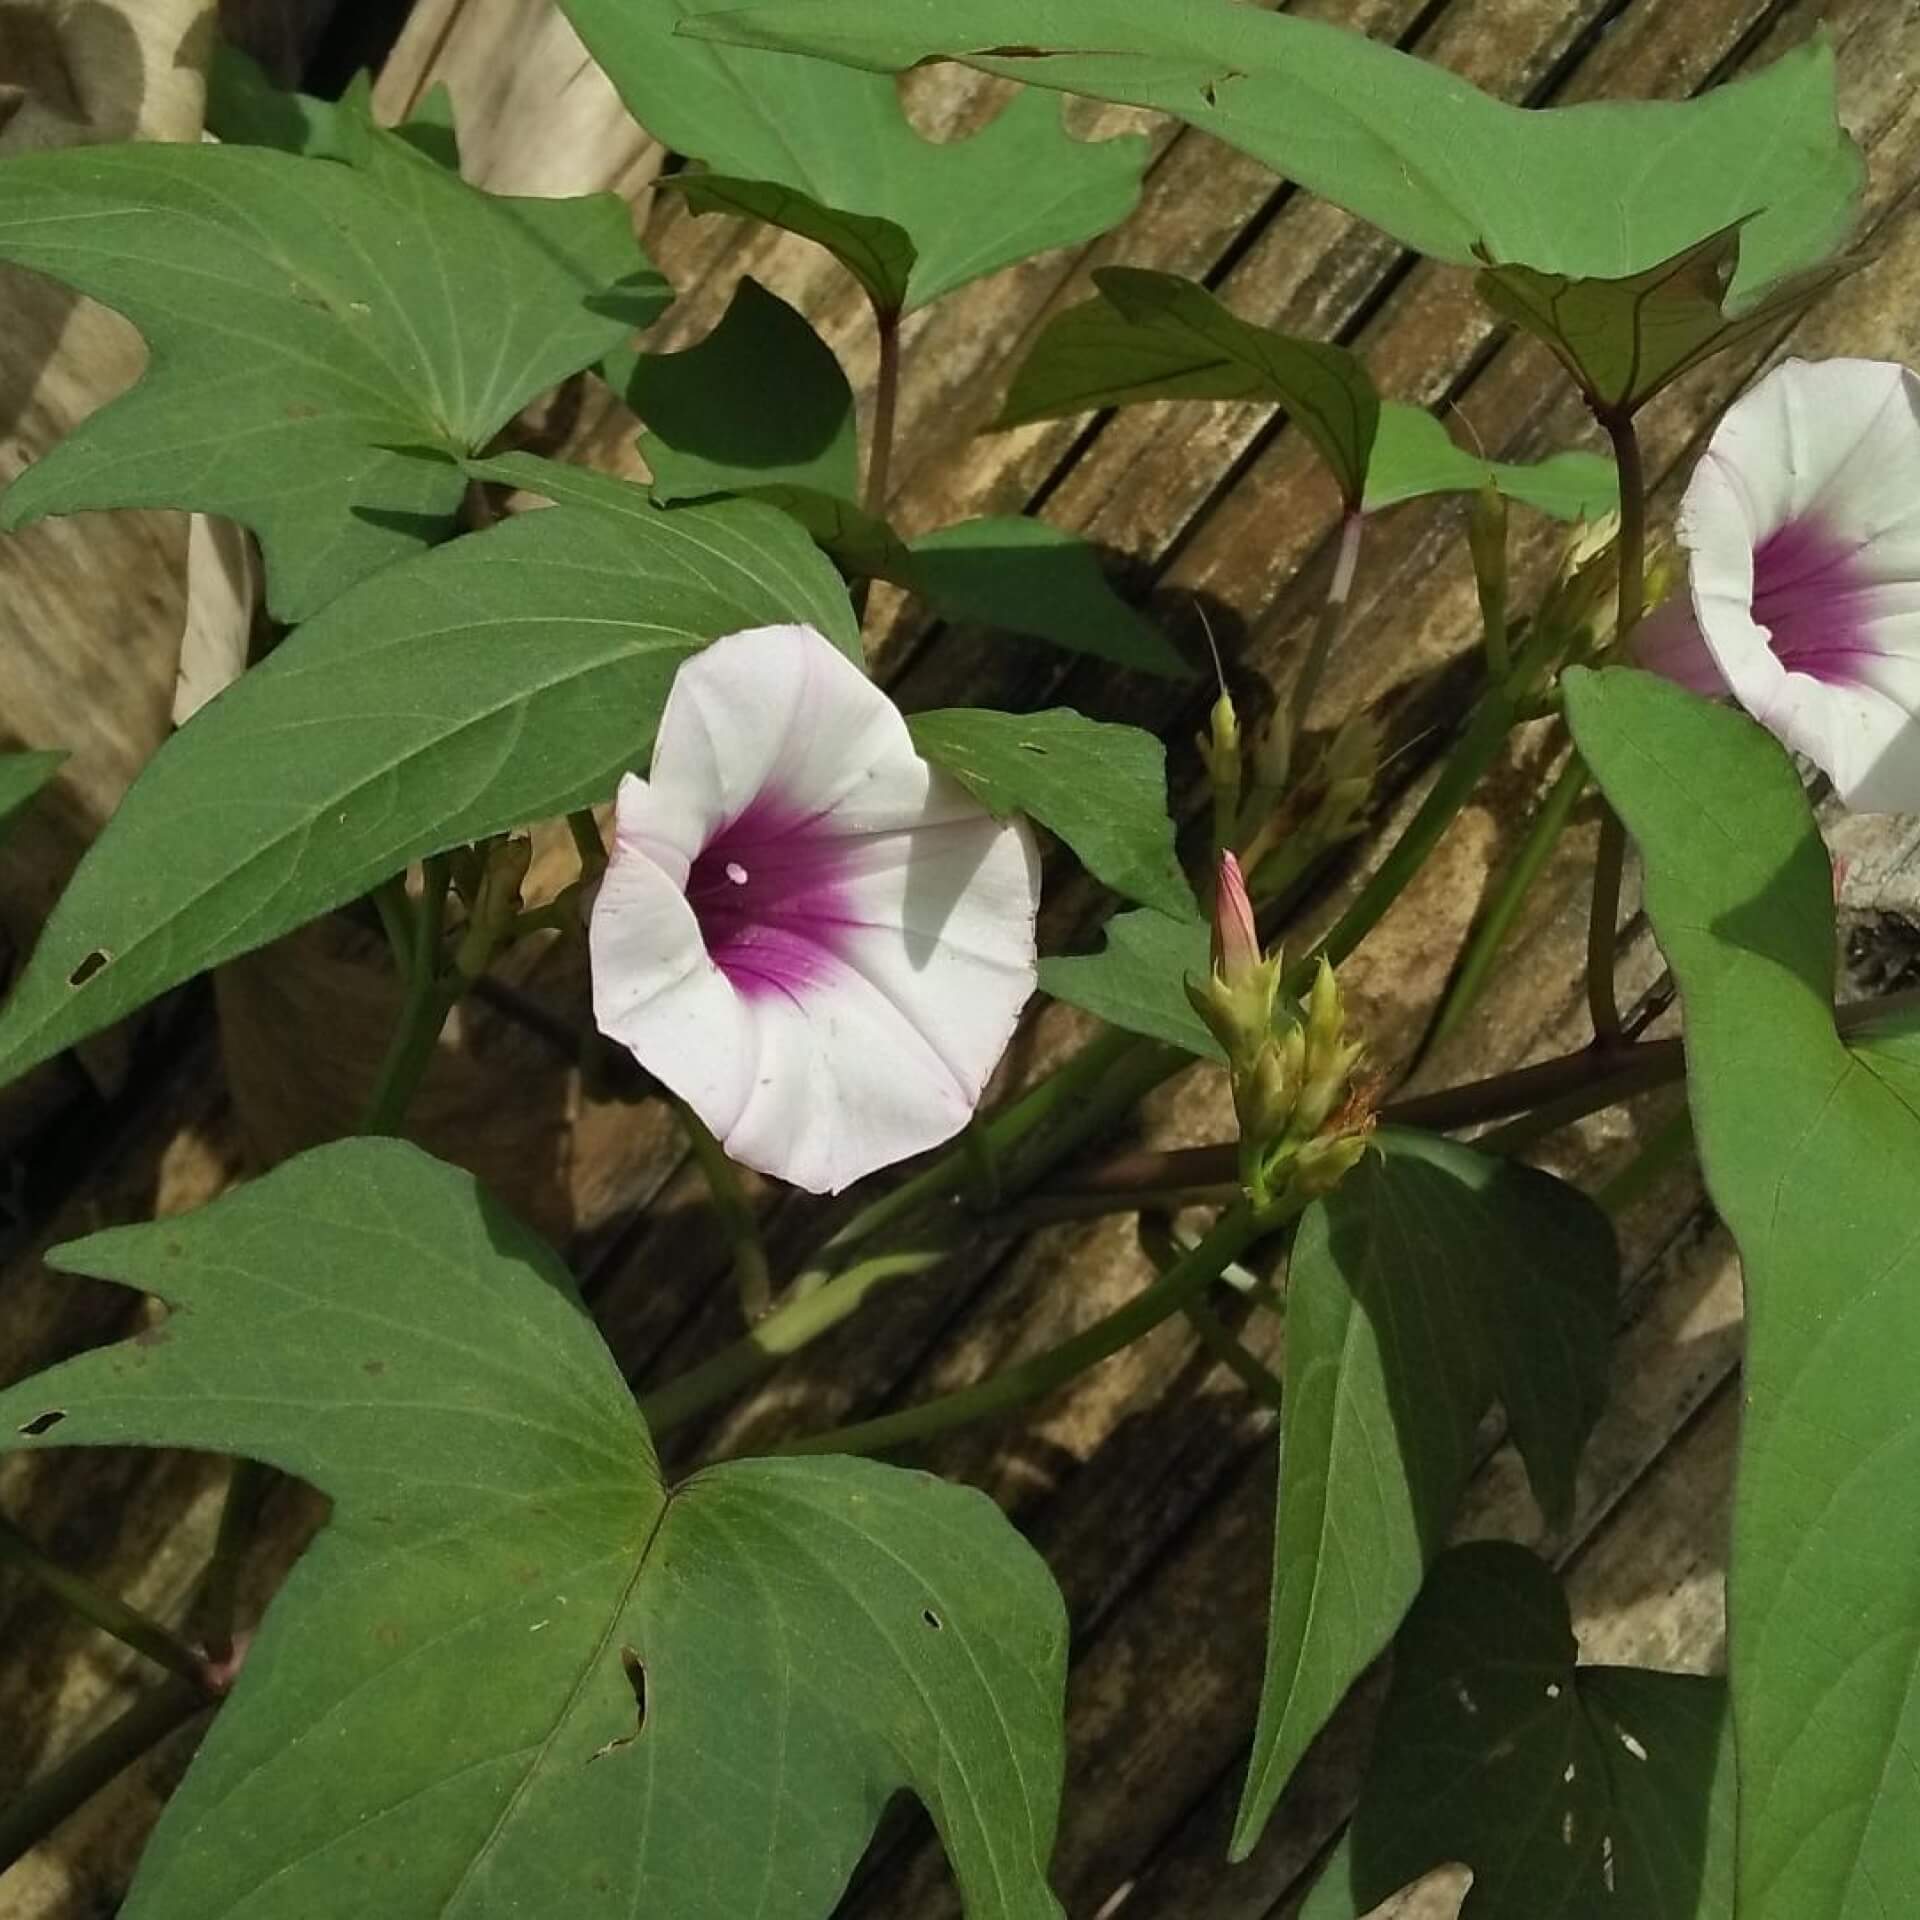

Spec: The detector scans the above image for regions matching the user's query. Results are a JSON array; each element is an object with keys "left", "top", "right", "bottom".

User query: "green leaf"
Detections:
[
  {"left": 0, "top": 473, "right": 854, "bottom": 1090},
  {"left": 1301, "top": 1543, "right": 1733, "bottom": 1919},
  {"left": 698, "top": 9, "right": 1862, "bottom": 298},
  {"left": 995, "top": 268, "right": 1379, "bottom": 510},
  {"left": 1364, "top": 405, "right": 1618, "bottom": 520},
  {"left": 0, "top": 750, "right": 64, "bottom": 848},
  {"left": 910, "top": 707, "right": 1193, "bottom": 917},
  {"left": 556, "top": 0, "right": 1148, "bottom": 313},
  {"left": 1234, "top": 1130, "right": 1616, "bottom": 1856},
  {"left": 1037, "top": 907, "right": 1219, "bottom": 1060},
  {"left": 206, "top": 52, "right": 460, "bottom": 171},
  {"left": 1565, "top": 666, "right": 1920, "bottom": 1920},
  {"left": 0, "top": 1139, "right": 1068, "bottom": 1919},
  {"left": 0, "top": 140, "right": 668, "bottom": 621},
  {"left": 618, "top": 276, "right": 861, "bottom": 506},
  {"left": 900, "top": 519, "right": 1190, "bottom": 677},
  {"left": 1477, "top": 223, "right": 1860, "bottom": 415}
]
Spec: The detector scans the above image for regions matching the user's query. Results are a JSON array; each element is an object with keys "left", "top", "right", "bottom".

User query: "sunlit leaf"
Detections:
[
  {"left": 0, "top": 138, "right": 666, "bottom": 620},
  {"left": 995, "top": 268, "right": 1379, "bottom": 509},
  {"left": 1300, "top": 1544, "right": 1733, "bottom": 1919},
  {"left": 205, "top": 50, "right": 460, "bottom": 170},
  {"left": 0, "top": 470, "right": 853, "bottom": 1091},
  {"left": 1038, "top": 907, "right": 1218, "bottom": 1059},
  {"left": 1478, "top": 223, "right": 1860, "bottom": 415},
  {"left": 1234, "top": 1131, "right": 1615, "bottom": 1856},
  {"left": 1364, "top": 406, "right": 1617, "bottom": 520},
  {"left": 0, "top": 1140, "right": 1068, "bottom": 1919},
  {"left": 910, "top": 707, "right": 1194, "bottom": 917},
  {"left": 698, "top": 9, "right": 1862, "bottom": 303},
  {"left": 1566, "top": 666, "right": 1920, "bottom": 1920},
  {"left": 557, "top": 0, "right": 1147, "bottom": 312}
]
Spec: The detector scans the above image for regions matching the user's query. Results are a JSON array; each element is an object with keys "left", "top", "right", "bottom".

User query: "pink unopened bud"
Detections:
[{"left": 1212, "top": 852, "right": 1260, "bottom": 984}]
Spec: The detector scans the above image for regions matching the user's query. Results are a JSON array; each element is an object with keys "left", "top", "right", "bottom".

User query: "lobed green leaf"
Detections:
[
  {"left": 0, "top": 470, "right": 855, "bottom": 1091},
  {"left": 1037, "top": 906, "right": 1219, "bottom": 1060},
  {"left": 0, "top": 1140, "right": 1068, "bottom": 1919}
]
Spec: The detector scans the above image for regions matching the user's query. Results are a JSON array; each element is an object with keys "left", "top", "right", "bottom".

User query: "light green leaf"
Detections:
[
  {"left": 0, "top": 473, "right": 853, "bottom": 1091},
  {"left": 1234, "top": 1130, "right": 1615, "bottom": 1856},
  {"left": 698, "top": 9, "right": 1861, "bottom": 299},
  {"left": 910, "top": 707, "right": 1193, "bottom": 917},
  {"left": 0, "top": 1139, "right": 1068, "bottom": 1919},
  {"left": 995, "top": 268, "right": 1379, "bottom": 509},
  {"left": 0, "top": 751, "right": 64, "bottom": 848},
  {"left": 0, "top": 139, "right": 667, "bottom": 621},
  {"left": 1477, "top": 223, "right": 1860, "bottom": 415},
  {"left": 1565, "top": 666, "right": 1920, "bottom": 1920},
  {"left": 901, "top": 520, "right": 1190, "bottom": 677},
  {"left": 1301, "top": 1543, "right": 1733, "bottom": 1919},
  {"left": 1364, "top": 405, "right": 1618, "bottom": 520},
  {"left": 618, "top": 275, "right": 861, "bottom": 505},
  {"left": 1037, "top": 907, "right": 1218, "bottom": 1060},
  {"left": 557, "top": 0, "right": 1148, "bottom": 312}
]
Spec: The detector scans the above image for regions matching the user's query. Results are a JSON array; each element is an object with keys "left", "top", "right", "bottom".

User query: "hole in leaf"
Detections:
[
  {"left": 590, "top": 1646, "right": 648, "bottom": 1762},
  {"left": 18, "top": 1409, "right": 64, "bottom": 1436},
  {"left": 67, "top": 950, "right": 109, "bottom": 987},
  {"left": 921, "top": 1607, "right": 943, "bottom": 1631}
]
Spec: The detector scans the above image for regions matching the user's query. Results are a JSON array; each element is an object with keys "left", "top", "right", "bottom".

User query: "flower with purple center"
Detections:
[
  {"left": 1633, "top": 357, "right": 1920, "bottom": 812},
  {"left": 589, "top": 623, "right": 1041, "bottom": 1195}
]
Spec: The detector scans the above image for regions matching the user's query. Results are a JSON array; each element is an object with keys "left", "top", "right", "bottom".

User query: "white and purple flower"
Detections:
[
  {"left": 589, "top": 623, "right": 1041, "bottom": 1194},
  {"left": 1634, "top": 357, "right": 1920, "bottom": 812}
]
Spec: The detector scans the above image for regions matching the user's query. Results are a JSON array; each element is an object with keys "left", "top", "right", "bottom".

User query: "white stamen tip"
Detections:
[{"left": 725, "top": 861, "right": 749, "bottom": 886}]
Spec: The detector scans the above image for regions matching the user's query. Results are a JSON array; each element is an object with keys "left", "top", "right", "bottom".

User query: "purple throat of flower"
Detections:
[
  {"left": 683, "top": 793, "right": 860, "bottom": 1001},
  {"left": 1752, "top": 512, "right": 1882, "bottom": 687}
]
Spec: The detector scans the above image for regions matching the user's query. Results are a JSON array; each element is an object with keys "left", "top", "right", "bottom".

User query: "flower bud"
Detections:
[
  {"left": 1197, "top": 687, "right": 1243, "bottom": 850},
  {"left": 1469, "top": 481, "right": 1509, "bottom": 653},
  {"left": 1212, "top": 851, "right": 1259, "bottom": 984},
  {"left": 1234, "top": 1029, "right": 1302, "bottom": 1147},
  {"left": 1291, "top": 958, "right": 1364, "bottom": 1139},
  {"left": 1187, "top": 853, "right": 1282, "bottom": 1067},
  {"left": 1289, "top": 1130, "right": 1371, "bottom": 1200}
]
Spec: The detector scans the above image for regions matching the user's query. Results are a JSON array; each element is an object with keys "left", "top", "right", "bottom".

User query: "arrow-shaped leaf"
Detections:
[
  {"left": 558, "top": 0, "right": 1147, "bottom": 313},
  {"left": 0, "top": 137, "right": 667, "bottom": 620},
  {"left": 1566, "top": 666, "right": 1920, "bottom": 1920},
  {"left": 0, "top": 1139, "right": 1069, "bottom": 1919},
  {"left": 0, "top": 468, "right": 854, "bottom": 1091},
  {"left": 1234, "top": 1130, "right": 1616, "bottom": 1855},
  {"left": 1037, "top": 907, "right": 1219, "bottom": 1060}
]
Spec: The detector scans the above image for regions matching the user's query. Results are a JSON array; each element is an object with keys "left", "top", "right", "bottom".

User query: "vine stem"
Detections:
[
  {"left": 1280, "top": 511, "right": 1364, "bottom": 790},
  {"left": 770, "top": 1199, "right": 1274, "bottom": 1458},
  {"left": 675, "top": 1100, "right": 773, "bottom": 1324},
  {"left": 0, "top": 1516, "right": 210, "bottom": 1691},
  {"left": 0, "top": 1676, "right": 209, "bottom": 1873},
  {"left": 864, "top": 303, "right": 902, "bottom": 521},
  {"left": 360, "top": 853, "right": 455, "bottom": 1136},
  {"left": 1587, "top": 408, "right": 1647, "bottom": 1047}
]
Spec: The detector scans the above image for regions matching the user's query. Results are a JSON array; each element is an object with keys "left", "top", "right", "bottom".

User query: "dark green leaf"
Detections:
[
  {"left": 910, "top": 707, "right": 1193, "bottom": 917},
  {"left": 1234, "top": 1131, "right": 1615, "bottom": 1855},
  {"left": 0, "top": 1140, "right": 1068, "bottom": 1919},
  {"left": 0, "top": 751, "right": 64, "bottom": 848},
  {"left": 1302, "top": 1543, "right": 1733, "bottom": 1919},
  {"left": 207, "top": 54, "right": 461, "bottom": 172},
  {"left": 698, "top": 11, "right": 1862, "bottom": 307},
  {"left": 1565, "top": 666, "right": 1920, "bottom": 1920},
  {"left": 1364, "top": 406, "right": 1618, "bottom": 520},
  {"left": 0, "top": 140, "right": 667, "bottom": 621},
  {"left": 0, "top": 471, "right": 853, "bottom": 1090},
  {"left": 901, "top": 519, "right": 1190, "bottom": 677},
  {"left": 1037, "top": 907, "right": 1218, "bottom": 1059},
  {"left": 557, "top": 0, "right": 1147, "bottom": 312},
  {"left": 995, "top": 268, "right": 1379, "bottom": 509},
  {"left": 617, "top": 276, "right": 861, "bottom": 505},
  {"left": 1478, "top": 224, "right": 1860, "bottom": 415}
]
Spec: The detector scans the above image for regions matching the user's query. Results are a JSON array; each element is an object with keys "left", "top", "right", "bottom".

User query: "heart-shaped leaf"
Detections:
[
  {"left": 1364, "top": 406, "right": 1617, "bottom": 520},
  {"left": 695, "top": 9, "right": 1862, "bottom": 311},
  {"left": 1038, "top": 906, "right": 1219, "bottom": 1060},
  {"left": 1566, "top": 666, "right": 1920, "bottom": 1920},
  {"left": 0, "top": 137, "right": 667, "bottom": 620},
  {"left": 1234, "top": 1130, "right": 1616, "bottom": 1855},
  {"left": 0, "top": 1139, "right": 1068, "bottom": 1919},
  {"left": 1301, "top": 1543, "right": 1734, "bottom": 1919},
  {"left": 557, "top": 0, "right": 1147, "bottom": 313},
  {"left": 0, "top": 466, "right": 854, "bottom": 1091},
  {"left": 910, "top": 707, "right": 1194, "bottom": 918}
]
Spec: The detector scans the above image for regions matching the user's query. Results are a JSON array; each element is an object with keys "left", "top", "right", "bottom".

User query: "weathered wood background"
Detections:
[{"left": 3, "top": 0, "right": 1920, "bottom": 1913}]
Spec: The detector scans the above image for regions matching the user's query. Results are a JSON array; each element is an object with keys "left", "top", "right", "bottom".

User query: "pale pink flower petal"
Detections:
[
  {"left": 1634, "top": 358, "right": 1920, "bottom": 811},
  {"left": 590, "top": 624, "right": 1040, "bottom": 1195}
]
